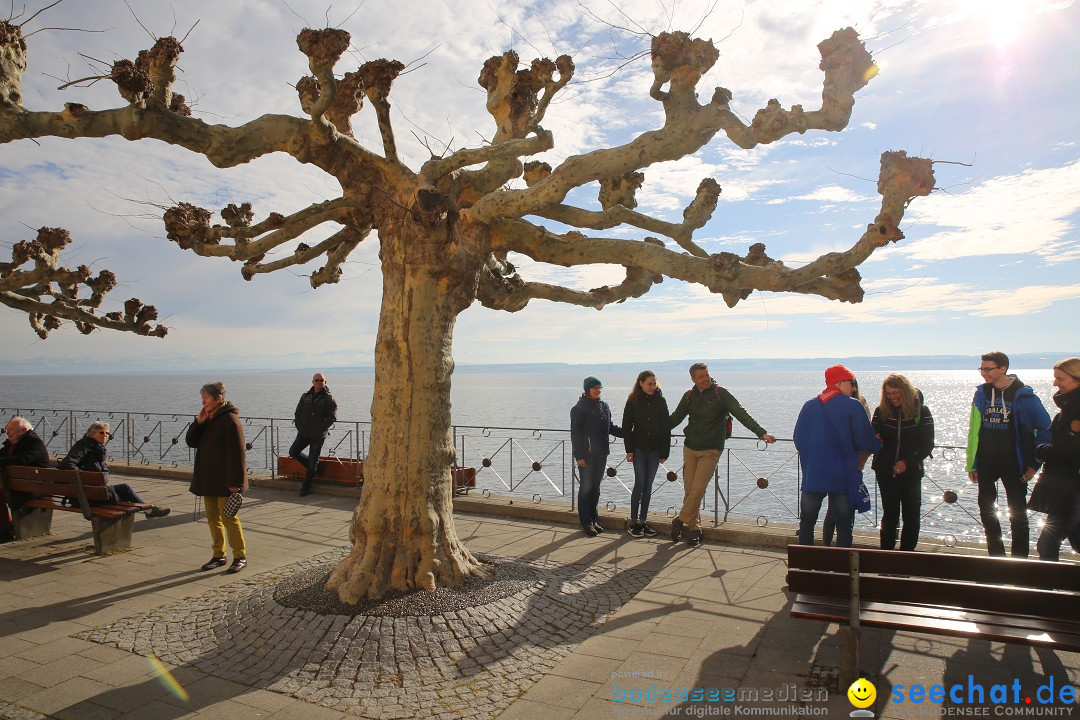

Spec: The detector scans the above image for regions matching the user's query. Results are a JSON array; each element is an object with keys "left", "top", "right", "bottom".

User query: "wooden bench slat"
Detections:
[
  {"left": 787, "top": 545, "right": 1080, "bottom": 590},
  {"left": 787, "top": 569, "right": 1079, "bottom": 619},
  {"left": 792, "top": 594, "right": 1080, "bottom": 651},
  {"left": 7, "top": 479, "right": 113, "bottom": 501},
  {"left": 22, "top": 499, "right": 139, "bottom": 519},
  {"left": 793, "top": 593, "right": 1080, "bottom": 639}
]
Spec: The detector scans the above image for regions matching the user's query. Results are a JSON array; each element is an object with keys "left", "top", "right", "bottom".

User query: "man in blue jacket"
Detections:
[
  {"left": 794, "top": 365, "right": 882, "bottom": 547},
  {"left": 966, "top": 351, "right": 1052, "bottom": 557}
]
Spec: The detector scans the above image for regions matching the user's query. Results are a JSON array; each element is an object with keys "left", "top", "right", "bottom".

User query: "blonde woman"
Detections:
[
  {"left": 871, "top": 374, "right": 935, "bottom": 551},
  {"left": 1033, "top": 358, "right": 1080, "bottom": 561}
]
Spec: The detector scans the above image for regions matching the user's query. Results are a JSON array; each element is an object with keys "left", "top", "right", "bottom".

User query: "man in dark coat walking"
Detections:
[{"left": 290, "top": 372, "right": 338, "bottom": 497}]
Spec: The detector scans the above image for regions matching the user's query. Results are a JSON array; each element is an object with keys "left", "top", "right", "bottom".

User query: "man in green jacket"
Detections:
[{"left": 669, "top": 363, "right": 776, "bottom": 546}]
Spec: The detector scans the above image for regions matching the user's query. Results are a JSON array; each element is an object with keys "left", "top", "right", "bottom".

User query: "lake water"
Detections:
[
  {"left": 0, "top": 366, "right": 1062, "bottom": 549},
  {"left": 0, "top": 367, "right": 1057, "bottom": 443}
]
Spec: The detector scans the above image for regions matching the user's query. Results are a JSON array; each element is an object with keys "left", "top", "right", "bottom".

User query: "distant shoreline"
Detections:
[{"left": 0, "top": 352, "right": 1070, "bottom": 376}]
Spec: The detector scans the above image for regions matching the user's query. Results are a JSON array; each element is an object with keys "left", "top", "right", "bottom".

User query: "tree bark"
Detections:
[{"left": 325, "top": 220, "right": 488, "bottom": 602}]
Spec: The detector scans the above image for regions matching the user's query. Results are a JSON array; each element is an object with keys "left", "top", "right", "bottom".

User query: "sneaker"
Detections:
[
  {"left": 200, "top": 557, "right": 227, "bottom": 571},
  {"left": 670, "top": 517, "right": 684, "bottom": 542},
  {"left": 628, "top": 523, "right": 644, "bottom": 537},
  {"left": 641, "top": 523, "right": 658, "bottom": 537},
  {"left": 581, "top": 524, "right": 598, "bottom": 538},
  {"left": 145, "top": 507, "right": 171, "bottom": 518},
  {"left": 226, "top": 558, "right": 247, "bottom": 574},
  {"left": 299, "top": 483, "right": 311, "bottom": 497},
  {"left": 592, "top": 522, "right": 605, "bottom": 534},
  {"left": 687, "top": 531, "right": 703, "bottom": 547}
]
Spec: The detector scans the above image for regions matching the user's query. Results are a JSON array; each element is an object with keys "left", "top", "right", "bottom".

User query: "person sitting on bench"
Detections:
[
  {"left": 59, "top": 422, "right": 170, "bottom": 518},
  {"left": 1, "top": 416, "right": 49, "bottom": 541}
]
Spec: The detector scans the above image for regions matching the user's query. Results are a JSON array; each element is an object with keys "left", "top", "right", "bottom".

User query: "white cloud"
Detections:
[{"left": 898, "top": 160, "right": 1080, "bottom": 262}]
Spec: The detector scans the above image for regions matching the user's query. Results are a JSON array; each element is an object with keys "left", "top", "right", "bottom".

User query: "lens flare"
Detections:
[{"left": 146, "top": 654, "right": 189, "bottom": 702}]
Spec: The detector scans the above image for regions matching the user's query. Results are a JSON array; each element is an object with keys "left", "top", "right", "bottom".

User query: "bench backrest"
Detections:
[
  {"left": 1, "top": 465, "right": 111, "bottom": 501},
  {"left": 787, "top": 545, "right": 1080, "bottom": 620}
]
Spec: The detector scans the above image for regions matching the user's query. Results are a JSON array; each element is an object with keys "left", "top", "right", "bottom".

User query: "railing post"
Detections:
[
  {"left": 125, "top": 412, "right": 131, "bottom": 466},
  {"left": 270, "top": 418, "right": 276, "bottom": 479}
]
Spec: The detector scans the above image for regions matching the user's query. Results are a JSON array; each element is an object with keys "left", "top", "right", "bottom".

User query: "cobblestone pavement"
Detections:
[{"left": 74, "top": 548, "right": 655, "bottom": 720}]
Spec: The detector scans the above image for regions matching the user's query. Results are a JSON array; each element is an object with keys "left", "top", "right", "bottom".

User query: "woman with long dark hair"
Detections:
[
  {"left": 1033, "top": 357, "right": 1080, "bottom": 561},
  {"left": 622, "top": 371, "right": 671, "bottom": 537},
  {"left": 871, "top": 374, "right": 935, "bottom": 551}
]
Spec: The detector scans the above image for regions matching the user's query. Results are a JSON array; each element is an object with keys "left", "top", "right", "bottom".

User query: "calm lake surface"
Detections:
[{"left": 0, "top": 367, "right": 1057, "bottom": 444}]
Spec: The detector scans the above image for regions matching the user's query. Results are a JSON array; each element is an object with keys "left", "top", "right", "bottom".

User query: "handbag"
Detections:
[
  {"left": 854, "top": 480, "right": 872, "bottom": 513},
  {"left": 223, "top": 492, "right": 243, "bottom": 517},
  {"left": 1027, "top": 472, "right": 1076, "bottom": 515}
]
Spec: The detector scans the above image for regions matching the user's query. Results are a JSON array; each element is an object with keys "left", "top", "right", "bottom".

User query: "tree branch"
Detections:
[
  {"left": 468, "top": 27, "right": 876, "bottom": 224},
  {"left": 162, "top": 196, "right": 364, "bottom": 260},
  {"left": 420, "top": 131, "right": 553, "bottom": 189},
  {"left": 476, "top": 260, "right": 661, "bottom": 312},
  {"left": 490, "top": 151, "right": 935, "bottom": 306},
  {"left": 0, "top": 227, "right": 166, "bottom": 338}
]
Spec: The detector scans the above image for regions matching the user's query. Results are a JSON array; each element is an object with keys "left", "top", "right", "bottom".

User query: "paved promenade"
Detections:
[{"left": 1, "top": 474, "right": 1078, "bottom": 720}]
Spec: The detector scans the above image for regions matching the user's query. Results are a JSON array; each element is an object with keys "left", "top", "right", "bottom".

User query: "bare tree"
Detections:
[{"left": 0, "top": 11, "right": 935, "bottom": 600}]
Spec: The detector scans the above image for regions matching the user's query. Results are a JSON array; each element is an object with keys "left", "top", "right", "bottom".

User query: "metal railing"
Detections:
[{"left": 3, "top": 406, "right": 1009, "bottom": 548}]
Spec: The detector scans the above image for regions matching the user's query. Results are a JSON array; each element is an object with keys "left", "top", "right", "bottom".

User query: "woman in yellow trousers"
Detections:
[{"left": 185, "top": 382, "right": 248, "bottom": 573}]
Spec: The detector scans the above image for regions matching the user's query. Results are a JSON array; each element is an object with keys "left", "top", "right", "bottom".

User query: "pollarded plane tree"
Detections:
[{"left": 0, "top": 10, "right": 935, "bottom": 600}]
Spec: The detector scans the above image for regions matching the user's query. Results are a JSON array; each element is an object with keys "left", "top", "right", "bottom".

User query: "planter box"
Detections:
[
  {"left": 277, "top": 458, "right": 474, "bottom": 492},
  {"left": 452, "top": 466, "right": 477, "bottom": 493},
  {"left": 277, "top": 456, "right": 363, "bottom": 485}
]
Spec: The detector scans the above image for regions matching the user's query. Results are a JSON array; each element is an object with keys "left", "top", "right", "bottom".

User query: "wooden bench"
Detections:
[
  {"left": 786, "top": 545, "right": 1080, "bottom": 688},
  {"left": 1, "top": 465, "right": 148, "bottom": 554}
]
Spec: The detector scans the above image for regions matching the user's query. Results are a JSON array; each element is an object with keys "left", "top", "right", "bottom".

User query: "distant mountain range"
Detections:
[{"left": 1, "top": 352, "right": 1071, "bottom": 376}]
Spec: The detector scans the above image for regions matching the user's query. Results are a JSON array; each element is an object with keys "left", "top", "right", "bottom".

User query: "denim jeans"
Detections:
[
  {"left": 288, "top": 434, "right": 325, "bottom": 485},
  {"left": 877, "top": 471, "right": 922, "bottom": 551},
  {"left": 821, "top": 506, "right": 855, "bottom": 547},
  {"left": 577, "top": 455, "right": 607, "bottom": 527},
  {"left": 110, "top": 483, "right": 147, "bottom": 505},
  {"left": 976, "top": 460, "right": 1029, "bottom": 557},
  {"left": 1036, "top": 489, "right": 1080, "bottom": 561},
  {"left": 631, "top": 450, "right": 661, "bottom": 523},
  {"left": 799, "top": 491, "right": 852, "bottom": 547}
]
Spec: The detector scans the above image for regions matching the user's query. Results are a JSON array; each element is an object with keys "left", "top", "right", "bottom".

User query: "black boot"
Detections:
[{"left": 299, "top": 482, "right": 311, "bottom": 497}]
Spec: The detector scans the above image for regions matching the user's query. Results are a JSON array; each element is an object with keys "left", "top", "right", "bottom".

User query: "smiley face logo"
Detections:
[{"left": 847, "top": 678, "right": 876, "bottom": 709}]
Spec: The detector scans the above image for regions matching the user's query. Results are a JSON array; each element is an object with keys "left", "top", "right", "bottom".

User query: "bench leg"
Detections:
[
  {"left": 13, "top": 507, "right": 53, "bottom": 539},
  {"left": 838, "top": 625, "right": 861, "bottom": 692},
  {"left": 91, "top": 514, "right": 134, "bottom": 555}
]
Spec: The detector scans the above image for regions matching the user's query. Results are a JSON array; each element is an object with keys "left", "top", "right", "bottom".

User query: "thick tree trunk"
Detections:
[{"left": 325, "top": 223, "right": 487, "bottom": 602}]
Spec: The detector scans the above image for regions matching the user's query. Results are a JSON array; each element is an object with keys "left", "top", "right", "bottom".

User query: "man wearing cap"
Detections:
[
  {"left": 571, "top": 376, "right": 623, "bottom": 537},
  {"left": 289, "top": 372, "right": 338, "bottom": 497},
  {"left": 794, "top": 365, "right": 882, "bottom": 547},
  {"left": 668, "top": 363, "right": 776, "bottom": 547}
]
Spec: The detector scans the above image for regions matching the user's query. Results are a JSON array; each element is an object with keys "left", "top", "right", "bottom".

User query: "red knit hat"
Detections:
[{"left": 824, "top": 364, "right": 856, "bottom": 387}]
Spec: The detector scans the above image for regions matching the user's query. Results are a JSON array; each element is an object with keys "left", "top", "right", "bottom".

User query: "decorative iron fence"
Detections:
[{"left": 3, "top": 407, "right": 1013, "bottom": 549}]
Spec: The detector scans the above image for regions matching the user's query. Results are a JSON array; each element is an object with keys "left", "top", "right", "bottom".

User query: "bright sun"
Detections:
[{"left": 953, "top": 0, "right": 1030, "bottom": 48}]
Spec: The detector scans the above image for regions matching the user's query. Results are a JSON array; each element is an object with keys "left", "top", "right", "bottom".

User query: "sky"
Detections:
[{"left": 0, "top": 0, "right": 1078, "bottom": 372}]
